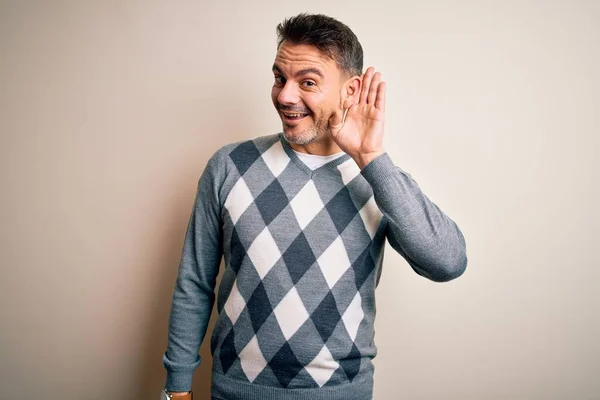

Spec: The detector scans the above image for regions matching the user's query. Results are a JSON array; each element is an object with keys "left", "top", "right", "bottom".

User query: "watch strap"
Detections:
[{"left": 166, "top": 391, "right": 192, "bottom": 400}]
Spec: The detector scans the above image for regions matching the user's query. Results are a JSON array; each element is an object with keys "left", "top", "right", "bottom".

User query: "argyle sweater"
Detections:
[{"left": 163, "top": 133, "right": 467, "bottom": 400}]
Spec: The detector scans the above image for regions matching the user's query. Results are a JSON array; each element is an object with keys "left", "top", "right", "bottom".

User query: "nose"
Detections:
[{"left": 277, "top": 81, "right": 300, "bottom": 106}]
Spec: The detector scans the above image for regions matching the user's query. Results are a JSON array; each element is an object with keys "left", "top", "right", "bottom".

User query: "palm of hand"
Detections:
[
  {"left": 332, "top": 102, "right": 385, "bottom": 156},
  {"left": 330, "top": 67, "right": 386, "bottom": 161}
]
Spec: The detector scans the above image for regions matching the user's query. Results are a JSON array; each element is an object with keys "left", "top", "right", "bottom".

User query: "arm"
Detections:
[
  {"left": 163, "top": 153, "right": 223, "bottom": 391},
  {"left": 330, "top": 67, "right": 466, "bottom": 281},
  {"left": 361, "top": 153, "right": 467, "bottom": 281}
]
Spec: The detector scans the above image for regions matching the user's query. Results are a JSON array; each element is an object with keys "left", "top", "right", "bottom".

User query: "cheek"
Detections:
[
  {"left": 310, "top": 98, "right": 337, "bottom": 119},
  {"left": 314, "top": 90, "right": 339, "bottom": 112},
  {"left": 304, "top": 93, "right": 326, "bottom": 115}
]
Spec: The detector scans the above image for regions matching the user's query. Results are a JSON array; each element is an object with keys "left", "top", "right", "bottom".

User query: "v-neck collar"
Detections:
[{"left": 279, "top": 133, "right": 351, "bottom": 177}]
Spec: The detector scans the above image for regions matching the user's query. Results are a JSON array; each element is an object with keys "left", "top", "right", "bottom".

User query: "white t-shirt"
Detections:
[{"left": 293, "top": 150, "right": 346, "bottom": 170}]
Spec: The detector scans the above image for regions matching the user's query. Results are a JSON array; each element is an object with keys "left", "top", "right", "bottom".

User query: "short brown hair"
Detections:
[{"left": 276, "top": 13, "right": 364, "bottom": 77}]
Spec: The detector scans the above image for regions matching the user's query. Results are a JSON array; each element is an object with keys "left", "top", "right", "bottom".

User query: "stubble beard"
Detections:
[{"left": 282, "top": 114, "right": 331, "bottom": 145}]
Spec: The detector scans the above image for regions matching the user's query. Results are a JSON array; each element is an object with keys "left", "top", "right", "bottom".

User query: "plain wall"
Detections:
[{"left": 1, "top": 1, "right": 598, "bottom": 399}]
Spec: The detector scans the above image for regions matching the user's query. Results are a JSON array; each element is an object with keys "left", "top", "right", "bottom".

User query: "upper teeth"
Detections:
[{"left": 286, "top": 113, "right": 303, "bottom": 117}]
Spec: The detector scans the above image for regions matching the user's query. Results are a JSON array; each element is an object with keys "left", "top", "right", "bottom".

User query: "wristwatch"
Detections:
[{"left": 160, "top": 389, "right": 193, "bottom": 400}]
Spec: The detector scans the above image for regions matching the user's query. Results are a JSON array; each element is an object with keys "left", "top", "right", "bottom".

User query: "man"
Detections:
[{"left": 162, "top": 13, "right": 467, "bottom": 400}]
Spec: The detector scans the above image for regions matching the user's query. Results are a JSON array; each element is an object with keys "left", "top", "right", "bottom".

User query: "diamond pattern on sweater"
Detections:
[
  {"left": 229, "top": 203, "right": 267, "bottom": 251},
  {"left": 254, "top": 179, "right": 288, "bottom": 225},
  {"left": 224, "top": 281, "right": 246, "bottom": 325},
  {"left": 290, "top": 180, "right": 325, "bottom": 229},
  {"left": 252, "top": 364, "right": 283, "bottom": 387},
  {"left": 286, "top": 318, "right": 325, "bottom": 365},
  {"left": 273, "top": 286, "right": 310, "bottom": 340},
  {"left": 230, "top": 140, "right": 262, "bottom": 176},
  {"left": 359, "top": 196, "right": 383, "bottom": 239},
  {"left": 301, "top": 207, "right": 341, "bottom": 260},
  {"left": 336, "top": 157, "right": 361, "bottom": 185},
  {"left": 317, "top": 237, "right": 351, "bottom": 289},
  {"left": 329, "top": 267, "right": 360, "bottom": 317},
  {"left": 305, "top": 345, "right": 340, "bottom": 387},
  {"left": 240, "top": 335, "right": 268, "bottom": 382},
  {"left": 326, "top": 187, "right": 358, "bottom": 234},
  {"left": 228, "top": 228, "right": 246, "bottom": 275},
  {"left": 216, "top": 136, "right": 382, "bottom": 388},
  {"left": 246, "top": 227, "right": 281, "bottom": 279},
  {"left": 293, "top": 263, "right": 331, "bottom": 316},
  {"left": 282, "top": 232, "right": 316, "bottom": 284},
  {"left": 340, "top": 343, "right": 362, "bottom": 382},
  {"left": 219, "top": 328, "right": 238, "bottom": 374},
  {"left": 246, "top": 281, "right": 273, "bottom": 333},
  {"left": 266, "top": 206, "right": 303, "bottom": 254},
  {"left": 286, "top": 367, "right": 320, "bottom": 389},
  {"left": 240, "top": 156, "right": 277, "bottom": 199},
  {"left": 261, "top": 140, "right": 290, "bottom": 177},
  {"left": 224, "top": 178, "right": 254, "bottom": 225},
  {"left": 311, "top": 292, "right": 342, "bottom": 343},
  {"left": 352, "top": 246, "right": 377, "bottom": 290},
  {"left": 255, "top": 312, "right": 288, "bottom": 363},
  {"left": 231, "top": 256, "right": 263, "bottom": 302},
  {"left": 323, "top": 313, "right": 355, "bottom": 359},
  {"left": 268, "top": 342, "right": 304, "bottom": 388},
  {"left": 341, "top": 292, "right": 364, "bottom": 341}
]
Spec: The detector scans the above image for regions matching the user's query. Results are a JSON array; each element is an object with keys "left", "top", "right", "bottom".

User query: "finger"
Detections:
[
  {"left": 375, "top": 81, "right": 386, "bottom": 111},
  {"left": 360, "top": 67, "right": 375, "bottom": 104},
  {"left": 368, "top": 72, "right": 382, "bottom": 105}
]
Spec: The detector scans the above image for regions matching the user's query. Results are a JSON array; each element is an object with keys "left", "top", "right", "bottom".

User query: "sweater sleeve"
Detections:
[
  {"left": 162, "top": 153, "right": 224, "bottom": 391},
  {"left": 361, "top": 153, "right": 467, "bottom": 282}
]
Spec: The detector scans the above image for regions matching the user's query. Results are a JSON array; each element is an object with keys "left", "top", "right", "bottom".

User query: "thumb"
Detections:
[{"left": 329, "top": 107, "right": 347, "bottom": 135}]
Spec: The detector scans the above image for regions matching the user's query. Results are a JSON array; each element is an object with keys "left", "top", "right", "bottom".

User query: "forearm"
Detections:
[
  {"left": 164, "top": 155, "right": 224, "bottom": 391},
  {"left": 164, "top": 220, "right": 222, "bottom": 390},
  {"left": 361, "top": 153, "right": 467, "bottom": 282}
]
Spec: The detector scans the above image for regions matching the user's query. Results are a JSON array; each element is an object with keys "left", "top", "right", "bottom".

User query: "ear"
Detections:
[{"left": 341, "top": 75, "right": 361, "bottom": 109}]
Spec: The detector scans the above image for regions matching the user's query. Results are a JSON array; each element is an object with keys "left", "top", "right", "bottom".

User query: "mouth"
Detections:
[{"left": 280, "top": 111, "right": 310, "bottom": 123}]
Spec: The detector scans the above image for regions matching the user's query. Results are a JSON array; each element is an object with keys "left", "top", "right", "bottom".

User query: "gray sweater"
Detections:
[{"left": 163, "top": 134, "right": 467, "bottom": 400}]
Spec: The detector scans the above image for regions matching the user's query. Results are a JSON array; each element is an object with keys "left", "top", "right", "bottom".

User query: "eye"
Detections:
[
  {"left": 274, "top": 75, "right": 286, "bottom": 86},
  {"left": 302, "top": 80, "right": 316, "bottom": 87}
]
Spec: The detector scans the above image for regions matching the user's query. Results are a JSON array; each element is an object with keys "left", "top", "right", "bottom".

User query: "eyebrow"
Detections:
[{"left": 272, "top": 64, "right": 324, "bottom": 79}]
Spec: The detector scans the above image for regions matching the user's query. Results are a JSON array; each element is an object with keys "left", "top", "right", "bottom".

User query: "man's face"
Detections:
[{"left": 271, "top": 42, "right": 345, "bottom": 146}]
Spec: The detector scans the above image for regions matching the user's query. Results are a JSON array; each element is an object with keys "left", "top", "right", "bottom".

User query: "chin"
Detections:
[
  {"left": 281, "top": 117, "right": 324, "bottom": 144},
  {"left": 282, "top": 128, "right": 319, "bottom": 145}
]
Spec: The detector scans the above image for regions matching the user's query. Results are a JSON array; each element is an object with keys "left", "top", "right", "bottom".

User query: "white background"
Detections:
[{"left": 1, "top": 1, "right": 598, "bottom": 398}]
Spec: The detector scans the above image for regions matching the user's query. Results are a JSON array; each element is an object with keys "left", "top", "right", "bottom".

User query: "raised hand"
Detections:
[{"left": 330, "top": 67, "right": 386, "bottom": 169}]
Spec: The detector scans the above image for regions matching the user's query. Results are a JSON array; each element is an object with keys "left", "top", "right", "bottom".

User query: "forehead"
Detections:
[{"left": 273, "top": 42, "right": 339, "bottom": 75}]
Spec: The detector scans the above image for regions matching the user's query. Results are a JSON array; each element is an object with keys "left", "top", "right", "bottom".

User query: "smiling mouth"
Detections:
[{"left": 281, "top": 111, "right": 310, "bottom": 122}]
